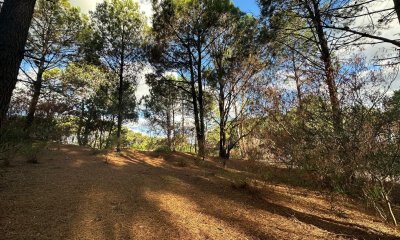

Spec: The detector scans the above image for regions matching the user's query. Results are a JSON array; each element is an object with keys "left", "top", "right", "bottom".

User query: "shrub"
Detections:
[
  {"left": 154, "top": 145, "right": 172, "bottom": 153},
  {"left": 21, "top": 141, "right": 47, "bottom": 164},
  {"left": 0, "top": 118, "right": 26, "bottom": 166}
]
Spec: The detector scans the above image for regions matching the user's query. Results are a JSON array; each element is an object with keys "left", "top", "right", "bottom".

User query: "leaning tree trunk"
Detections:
[
  {"left": 309, "top": 0, "right": 354, "bottom": 183},
  {"left": 310, "top": 1, "right": 342, "bottom": 135},
  {"left": 25, "top": 68, "right": 44, "bottom": 129},
  {"left": 0, "top": 0, "right": 37, "bottom": 128}
]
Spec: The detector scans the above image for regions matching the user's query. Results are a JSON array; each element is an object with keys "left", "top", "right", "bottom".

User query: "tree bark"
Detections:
[
  {"left": 106, "top": 116, "right": 115, "bottom": 148},
  {"left": 116, "top": 51, "right": 125, "bottom": 152},
  {"left": 172, "top": 107, "right": 175, "bottom": 151},
  {"left": 187, "top": 46, "right": 204, "bottom": 158},
  {"left": 166, "top": 106, "right": 172, "bottom": 150},
  {"left": 218, "top": 76, "right": 228, "bottom": 160},
  {"left": 25, "top": 68, "right": 44, "bottom": 129},
  {"left": 181, "top": 96, "right": 185, "bottom": 146},
  {"left": 196, "top": 38, "right": 206, "bottom": 158},
  {"left": 291, "top": 52, "right": 303, "bottom": 111},
  {"left": 77, "top": 101, "right": 85, "bottom": 146},
  {"left": 82, "top": 105, "right": 95, "bottom": 146},
  {"left": 308, "top": 0, "right": 352, "bottom": 181},
  {"left": 0, "top": 0, "right": 37, "bottom": 128},
  {"left": 116, "top": 73, "right": 123, "bottom": 152},
  {"left": 309, "top": 0, "right": 342, "bottom": 134},
  {"left": 394, "top": 0, "right": 400, "bottom": 26}
]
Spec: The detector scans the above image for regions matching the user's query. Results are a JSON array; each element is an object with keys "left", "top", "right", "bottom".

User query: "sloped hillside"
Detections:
[{"left": 0, "top": 145, "right": 399, "bottom": 240}]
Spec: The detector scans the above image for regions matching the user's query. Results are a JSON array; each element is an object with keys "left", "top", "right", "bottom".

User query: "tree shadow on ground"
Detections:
[
  {"left": 127, "top": 150, "right": 400, "bottom": 240},
  {"left": 1, "top": 145, "right": 399, "bottom": 240}
]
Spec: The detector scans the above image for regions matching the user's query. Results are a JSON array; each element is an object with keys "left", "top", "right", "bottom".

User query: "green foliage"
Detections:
[
  {"left": 91, "top": 0, "right": 148, "bottom": 150},
  {"left": 0, "top": 118, "right": 26, "bottom": 166},
  {"left": 27, "top": 0, "right": 86, "bottom": 68},
  {"left": 0, "top": 116, "right": 64, "bottom": 165},
  {"left": 105, "top": 127, "right": 158, "bottom": 151},
  {"left": 60, "top": 63, "right": 116, "bottom": 149},
  {"left": 154, "top": 145, "right": 173, "bottom": 153},
  {"left": 91, "top": 0, "right": 148, "bottom": 70},
  {"left": 143, "top": 75, "right": 184, "bottom": 151},
  {"left": 21, "top": 140, "right": 47, "bottom": 164},
  {"left": 117, "top": 128, "right": 162, "bottom": 151}
]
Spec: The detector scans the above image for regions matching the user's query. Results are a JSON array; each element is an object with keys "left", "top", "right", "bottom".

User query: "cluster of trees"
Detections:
[
  {"left": 2, "top": 0, "right": 147, "bottom": 152},
  {"left": 1, "top": 0, "right": 400, "bottom": 225},
  {"left": 148, "top": 0, "right": 268, "bottom": 161}
]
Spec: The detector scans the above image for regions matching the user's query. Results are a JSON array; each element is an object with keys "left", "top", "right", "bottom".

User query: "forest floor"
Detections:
[{"left": 1, "top": 144, "right": 400, "bottom": 240}]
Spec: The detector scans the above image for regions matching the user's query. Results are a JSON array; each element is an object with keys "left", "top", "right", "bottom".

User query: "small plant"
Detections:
[
  {"left": 0, "top": 141, "right": 20, "bottom": 166},
  {"left": 22, "top": 141, "right": 47, "bottom": 164},
  {"left": 154, "top": 145, "right": 172, "bottom": 153}
]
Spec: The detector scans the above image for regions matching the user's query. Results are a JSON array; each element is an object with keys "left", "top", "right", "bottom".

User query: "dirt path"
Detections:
[{"left": 0, "top": 145, "right": 399, "bottom": 240}]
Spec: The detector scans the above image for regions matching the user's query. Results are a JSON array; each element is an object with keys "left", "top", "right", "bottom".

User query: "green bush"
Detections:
[
  {"left": 0, "top": 118, "right": 26, "bottom": 166},
  {"left": 21, "top": 141, "right": 47, "bottom": 164},
  {"left": 154, "top": 145, "right": 172, "bottom": 153}
]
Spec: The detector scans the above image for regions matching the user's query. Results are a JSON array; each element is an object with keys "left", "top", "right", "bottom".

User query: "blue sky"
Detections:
[
  {"left": 70, "top": 0, "right": 260, "bottom": 16},
  {"left": 232, "top": 0, "right": 260, "bottom": 16}
]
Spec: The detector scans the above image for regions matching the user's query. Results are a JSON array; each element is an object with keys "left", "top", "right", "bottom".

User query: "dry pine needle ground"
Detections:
[{"left": 0, "top": 144, "right": 399, "bottom": 240}]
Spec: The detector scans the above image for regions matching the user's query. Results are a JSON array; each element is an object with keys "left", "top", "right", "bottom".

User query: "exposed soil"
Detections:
[{"left": 1, "top": 144, "right": 399, "bottom": 240}]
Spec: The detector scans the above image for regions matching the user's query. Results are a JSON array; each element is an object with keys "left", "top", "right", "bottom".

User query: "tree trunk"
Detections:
[
  {"left": 291, "top": 52, "right": 303, "bottom": 111},
  {"left": 25, "top": 68, "right": 44, "bottom": 129},
  {"left": 394, "top": 0, "right": 400, "bottom": 25},
  {"left": 82, "top": 106, "right": 94, "bottom": 146},
  {"left": 309, "top": 1, "right": 342, "bottom": 134},
  {"left": 309, "top": 1, "right": 351, "bottom": 181},
  {"left": 106, "top": 116, "right": 115, "bottom": 148},
  {"left": 384, "top": 192, "right": 398, "bottom": 226},
  {"left": 187, "top": 46, "right": 203, "bottom": 158},
  {"left": 93, "top": 130, "right": 98, "bottom": 149},
  {"left": 99, "top": 118, "right": 104, "bottom": 149},
  {"left": 77, "top": 101, "right": 85, "bottom": 146},
  {"left": 172, "top": 107, "right": 175, "bottom": 151},
  {"left": 218, "top": 77, "right": 228, "bottom": 160},
  {"left": 196, "top": 40, "right": 206, "bottom": 158},
  {"left": 0, "top": 0, "right": 37, "bottom": 128},
  {"left": 166, "top": 107, "right": 172, "bottom": 150},
  {"left": 116, "top": 54, "right": 125, "bottom": 152},
  {"left": 116, "top": 105, "right": 123, "bottom": 151},
  {"left": 181, "top": 96, "right": 185, "bottom": 139}
]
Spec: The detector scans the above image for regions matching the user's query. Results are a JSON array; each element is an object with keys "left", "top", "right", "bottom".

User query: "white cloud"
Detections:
[
  {"left": 69, "top": 0, "right": 103, "bottom": 13},
  {"left": 334, "top": 0, "right": 400, "bottom": 92},
  {"left": 69, "top": 0, "right": 153, "bottom": 19},
  {"left": 132, "top": 63, "right": 152, "bottom": 100},
  {"left": 138, "top": 0, "right": 154, "bottom": 20}
]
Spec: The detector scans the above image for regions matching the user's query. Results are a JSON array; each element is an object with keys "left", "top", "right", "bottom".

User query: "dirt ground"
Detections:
[{"left": 1, "top": 144, "right": 399, "bottom": 240}]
